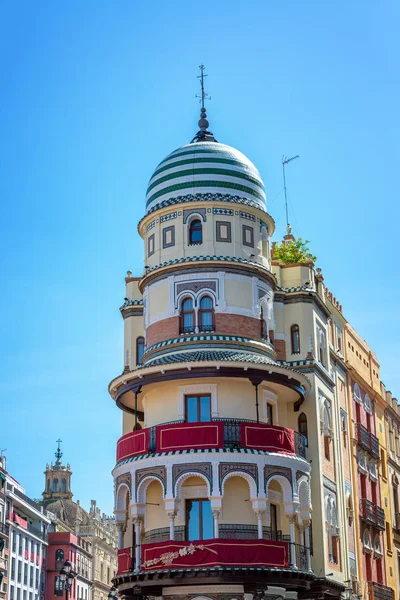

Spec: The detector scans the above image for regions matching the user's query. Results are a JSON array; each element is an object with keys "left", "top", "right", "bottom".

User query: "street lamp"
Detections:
[
  {"left": 59, "top": 560, "right": 77, "bottom": 600},
  {"left": 108, "top": 586, "right": 118, "bottom": 600}
]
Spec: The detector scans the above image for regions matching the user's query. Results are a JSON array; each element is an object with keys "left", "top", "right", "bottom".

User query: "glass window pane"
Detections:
[
  {"left": 199, "top": 396, "right": 211, "bottom": 422},
  {"left": 187, "top": 500, "right": 200, "bottom": 540},
  {"left": 200, "top": 296, "right": 212, "bottom": 309},
  {"left": 201, "top": 311, "right": 212, "bottom": 328},
  {"left": 201, "top": 500, "right": 213, "bottom": 540},
  {"left": 186, "top": 396, "right": 198, "bottom": 422},
  {"left": 182, "top": 298, "right": 193, "bottom": 311},
  {"left": 183, "top": 312, "right": 193, "bottom": 329}
]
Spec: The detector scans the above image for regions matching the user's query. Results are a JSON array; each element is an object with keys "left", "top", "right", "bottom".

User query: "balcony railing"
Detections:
[
  {"left": 368, "top": 582, "right": 394, "bottom": 600},
  {"left": 0, "top": 523, "right": 9, "bottom": 537},
  {"left": 355, "top": 424, "right": 380, "bottom": 458},
  {"left": 116, "top": 419, "right": 307, "bottom": 463},
  {"left": 360, "top": 499, "right": 385, "bottom": 530}
]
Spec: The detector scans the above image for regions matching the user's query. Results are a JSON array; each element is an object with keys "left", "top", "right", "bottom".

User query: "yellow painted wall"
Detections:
[
  {"left": 145, "top": 481, "right": 169, "bottom": 531},
  {"left": 143, "top": 378, "right": 294, "bottom": 427},
  {"left": 221, "top": 477, "right": 256, "bottom": 525},
  {"left": 148, "top": 280, "right": 170, "bottom": 317},
  {"left": 224, "top": 279, "right": 253, "bottom": 309}
]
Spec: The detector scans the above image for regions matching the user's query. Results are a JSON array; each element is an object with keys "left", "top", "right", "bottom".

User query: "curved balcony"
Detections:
[
  {"left": 118, "top": 538, "right": 312, "bottom": 574},
  {"left": 116, "top": 420, "right": 307, "bottom": 463}
]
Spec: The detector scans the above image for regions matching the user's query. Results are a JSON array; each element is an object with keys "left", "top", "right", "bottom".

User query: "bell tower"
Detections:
[{"left": 42, "top": 439, "right": 73, "bottom": 503}]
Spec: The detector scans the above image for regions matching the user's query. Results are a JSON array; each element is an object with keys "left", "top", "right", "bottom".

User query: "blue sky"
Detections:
[{"left": 1, "top": 0, "right": 399, "bottom": 514}]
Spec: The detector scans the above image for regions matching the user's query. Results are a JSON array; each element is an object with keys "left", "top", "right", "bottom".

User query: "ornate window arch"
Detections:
[
  {"left": 137, "top": 476, "right": 166, "bottom": 504},
  {"left": 174, "top": 471, "right": 211, "bottom": 499},
  {"left": 61, "top": 479, "right": 67, "bottom": 493},
  {"left": 221, "top": 471, "right": 257, "bottom": 499},
  {"left": 290, "top": 324, "right": 300, "bottom": 354},
  {"left": 266, "top": 474, "right": 293, "bottom": 504},
  {"left": 53, "top": 478, "right": 59, "bottom": 492}
]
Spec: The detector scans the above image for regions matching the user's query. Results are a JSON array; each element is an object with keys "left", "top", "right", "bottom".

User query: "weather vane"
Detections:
[{"left": 196, "top": 64, "right": 211, "bottom": 109}]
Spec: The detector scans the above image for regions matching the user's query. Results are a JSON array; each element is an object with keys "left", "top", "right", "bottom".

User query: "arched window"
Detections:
[
  {"left": 47, "top": 479, "right": 51, "bottom": 491},
  {"left": 198, "top": 296, "right": 214, "bottom": 332},
  {"left": 189, "top": 219, "right": 202, "bottom": 245},
  {"left": 180, "top": 298, "right": 195, "bottom": 333},
  {"left": 136, "top": 337, "right": 145, "bottom": 365},
  {"left": 53, "top": 479, "right": 59, "bottom": 492},
  {"left": 298, "top": 413, "right": 308, "bottom": 442},
  {"left": 290, "top": 324, "right": 300, "bottom": 354},
  {"left": 363, "top": 529, "right": 372, "bottom": 552},
  {"left": 61, "top": 479, "right": 67, "bottom": 493},
  {"left": 374, "top": 535, "right": 382, "bottom": 557},
  {"left": 364, "top": 394, "right": 372, "bottom": 414},
  {"left": 353, "top": 383, "right": 362, "bottom": 404},
  {"left": 55, "top": 549, "right": 64, "bottom": 564},
  {"left": 260, "top": 307, "right": 267, "bottom": 339}
]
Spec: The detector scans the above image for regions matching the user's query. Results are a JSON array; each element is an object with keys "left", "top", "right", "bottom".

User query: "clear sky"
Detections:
[{"left": 1, "top": 0, "right": 399, "bottom": 515}]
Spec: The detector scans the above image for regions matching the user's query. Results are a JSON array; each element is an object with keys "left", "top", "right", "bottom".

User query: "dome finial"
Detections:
[{"left": 191, "top": 64, "right": 217, "bottom": 143}]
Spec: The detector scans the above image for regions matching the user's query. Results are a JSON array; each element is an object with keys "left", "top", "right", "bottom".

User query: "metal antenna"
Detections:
[
  {"left": 196, "top": 64, "right": 211, "bottom": 109},
  {"left": 282, "top": 155, "right": 299, "bottom": 232}
]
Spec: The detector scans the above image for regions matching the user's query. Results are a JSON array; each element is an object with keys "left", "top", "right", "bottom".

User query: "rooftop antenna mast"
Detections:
[{"left": 282, "top": 155, "right": 299, "bottom": 232}]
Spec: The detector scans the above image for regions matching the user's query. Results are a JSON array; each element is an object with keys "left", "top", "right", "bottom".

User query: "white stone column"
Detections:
[
  {"left": 133, "top": 517, "right": 142, "bottom": 572},
  {"left": 166, "top": 510, "right": 176, "bottom": 541},
  {"left": 116, "top": 522, "right": 125, "bottom": 549},
  {"left": 288, "top": 516, "right": 297, "bottom": 569},
  {"left": 304, "top": 520, "right": 312, "bottom": 572},
  {"left": 255, "top": 509, "right": 264, "bottom": 539},
  {"left": 212, "top": 509, "right": 221, "bottom": 538}
]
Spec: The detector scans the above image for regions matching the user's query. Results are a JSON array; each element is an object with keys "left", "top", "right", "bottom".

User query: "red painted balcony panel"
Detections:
[
  {"left": 240, "top": 423, "right": 295, "bottom": 454},
  {"left": 141, "top": 538, "right": 289, "bottom": 571},
  {"left": 117, "top": 548, "right": 132, "bottom": 574},
  {"left": 116, "top": 430, "right": 149, "bottom": 462},
  {"left": 156, "top": 422, "right": 224, "bottom": 453}
]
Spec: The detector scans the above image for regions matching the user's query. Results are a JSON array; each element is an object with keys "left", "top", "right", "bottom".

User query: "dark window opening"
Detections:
[
  {"left": 189, "top": 219, "right": 202, "bottom": 245},
  {"left": 290, "top": 324, "right": 300, "bottom": 354}
]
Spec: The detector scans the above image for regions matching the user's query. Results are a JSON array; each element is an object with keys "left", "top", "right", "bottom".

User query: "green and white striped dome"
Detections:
[{"left": 145, "top": 141, "right": 266, "bottom": 213}]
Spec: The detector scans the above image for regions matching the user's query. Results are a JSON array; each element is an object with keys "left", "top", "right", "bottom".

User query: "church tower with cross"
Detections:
[{"left": 42, "top": 439, "right": 73, "bottom": 502}]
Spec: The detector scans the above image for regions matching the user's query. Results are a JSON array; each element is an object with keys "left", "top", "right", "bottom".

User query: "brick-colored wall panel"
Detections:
[{"left": 146, "top": 316, "right": 180, "bottom": 347}]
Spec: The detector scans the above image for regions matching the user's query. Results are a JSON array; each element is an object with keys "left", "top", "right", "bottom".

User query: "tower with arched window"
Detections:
[
  {"left": 108, "top": 98, "right": 330, "bottom": 600},
  {"left": 42, "top": 441, "right": 73, "bottom": 502}
]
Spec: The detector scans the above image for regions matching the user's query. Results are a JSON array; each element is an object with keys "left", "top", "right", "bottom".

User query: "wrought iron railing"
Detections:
[
  {"left": 360, "top": 499, "right": 385, "bottom": 530},
  {"left": 368, "top": 582, "right": 394, "bottom": 600},
  {"left": 355, "top": 424, "right": 380, "bottom": 458},
  {"left": 295, "top": 543, "right": 308, "bottom": 571}
]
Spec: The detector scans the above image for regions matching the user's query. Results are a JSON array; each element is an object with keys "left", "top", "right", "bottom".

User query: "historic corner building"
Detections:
[
  {"left": 109, "top": 103, "right": 397, "bottom": 600},
  {"left": 42, "top": 445, "right": 118, "bottom": 600}
]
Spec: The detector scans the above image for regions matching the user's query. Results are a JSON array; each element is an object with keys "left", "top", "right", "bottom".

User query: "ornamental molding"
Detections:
[
  {"left": 173, "top": 463, "right": 212, "bottom": 496},
  {"left": 135, "top": 467, "right": 166, "bottom": 502},
  {"left": 219, "top": 463, "right": 258, "bottom": 493}
]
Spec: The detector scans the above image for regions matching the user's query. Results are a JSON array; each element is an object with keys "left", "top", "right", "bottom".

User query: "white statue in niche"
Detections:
[{"left": 259, "top": 293, "right": 274, "bottom": 342}]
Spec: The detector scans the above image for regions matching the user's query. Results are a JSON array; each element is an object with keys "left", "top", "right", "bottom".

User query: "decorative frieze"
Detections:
[
  {"left": 219, "top": 462, "right": 258, "bottom": 489},
  {"left": 264, "top": 466, "right": 292, "bottom": 485},
  {"left": 136, "top": 466, "right": 166, "bottom": 494},
  {"left": 160, "top": 212, "right": 177, "bottom": 223},
  {"left": 173, "top": 463, "right": 212, "bottom": 492}
]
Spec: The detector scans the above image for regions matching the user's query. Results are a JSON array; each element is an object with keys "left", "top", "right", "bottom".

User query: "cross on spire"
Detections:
[
  {"left": 196, "top": 64, "right": 211, "bottom": 110},
  {"left": 55, "top": 438, "right": 63, "bottom": 463},
  {"left": 191, "top": 64, "right": 217, "bottom": 143}
]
